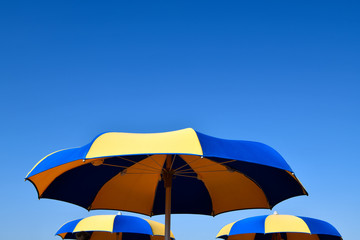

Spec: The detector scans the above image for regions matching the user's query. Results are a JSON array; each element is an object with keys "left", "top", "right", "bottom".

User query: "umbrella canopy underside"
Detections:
[
  {"left": 27, "top": 154, "right": 305, "bottom": 216},
  {"left": 26, "top": 129, "right": 307, "bottom": 216}
]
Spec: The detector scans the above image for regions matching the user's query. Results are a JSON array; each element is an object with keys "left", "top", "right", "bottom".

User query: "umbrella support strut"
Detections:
[{"left": 163, "top": 155, "right": 173, "bottom": 240}]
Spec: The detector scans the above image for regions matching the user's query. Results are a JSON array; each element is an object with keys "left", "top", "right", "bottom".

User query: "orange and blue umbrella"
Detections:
[
  {"left": 26, "top": 128, "right": 307, "bottom": 240},
  {"left": 216, "top": 214, "right": 342, "bottom": 240},
  {"left": 56, "top": 214, "right": 174, "bottom": 240}
]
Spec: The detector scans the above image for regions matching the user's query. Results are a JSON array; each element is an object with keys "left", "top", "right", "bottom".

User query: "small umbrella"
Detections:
[
  {"left": 26, "top": 128, "right": 307, "bottom": 240},
  {"left": 216, "top": 213, "right": 342, "bottom": 240},
  {"left": 56, "top": 214, "right": 174, "bottom": 240}
]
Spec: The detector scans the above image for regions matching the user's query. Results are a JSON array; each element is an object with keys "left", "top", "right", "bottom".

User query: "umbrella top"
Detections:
[
  {"left": 216, "top": 214, "right": 341, "bottom": 238},
  {"left": 56, "top": 214, "right": 175, "bottom": 239},
  {"left": 27, "top": 128, "right": 293, "bottom": 179}
]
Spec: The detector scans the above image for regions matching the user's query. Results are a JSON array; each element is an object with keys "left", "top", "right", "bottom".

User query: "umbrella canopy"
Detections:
[
  {"left": 216, "top": 214, "right": 342, "bottom": 240},
  {"left": 26, "top": 128, "right": 307, "bottom": 240},
  {"left": 56, "top": 214, "right": 174, "bottom": 240}
]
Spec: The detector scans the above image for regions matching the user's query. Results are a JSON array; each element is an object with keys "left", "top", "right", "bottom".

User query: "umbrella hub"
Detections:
[
  {"left": 162, "top": 169, "right": 174, "bottom": 187},
  {"left": 162, "top": 154, "right": 175, "bottom": 188}
]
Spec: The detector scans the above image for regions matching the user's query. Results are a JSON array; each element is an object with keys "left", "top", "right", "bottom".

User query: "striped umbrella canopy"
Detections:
[
  {"left": 216, "top": 214, "right": 342, "bottom": 240},
  {"left": 56, "top": 214, "right": 174, "bottom": 240},
  {"left": 26, "top": 128, "right": 307, "bottom": 240}
]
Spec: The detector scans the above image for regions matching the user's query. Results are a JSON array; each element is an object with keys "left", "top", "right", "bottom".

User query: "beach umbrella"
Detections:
[
  {"left": 56, "top": 214, "right": 174, "bottom": 240},
  {"left": 216, "top": 213, "right": 342, "bottom": 240},
  {"left": 26, "top": 128, "right": 307, "bottom": 240}
]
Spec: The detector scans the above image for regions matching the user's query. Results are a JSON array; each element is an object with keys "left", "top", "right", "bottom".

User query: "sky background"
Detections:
[{"left": 1, "top": 1, "right": 359, "bottom": 240}]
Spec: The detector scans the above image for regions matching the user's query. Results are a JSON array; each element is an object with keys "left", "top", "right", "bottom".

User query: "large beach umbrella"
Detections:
[
  {"left": 26, "top": 128, "right": 307, "bottom": 240},
  {"left": 56, "top": 214, "right": 174, "bottom": 240},
  {"left": 216, "top": 213, "right": 342, "bottom": 240}
]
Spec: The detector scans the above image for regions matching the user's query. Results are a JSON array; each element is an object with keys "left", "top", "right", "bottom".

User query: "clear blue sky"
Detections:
[{"left": 1, "top": 1, "right": 359, "bottom": 240}]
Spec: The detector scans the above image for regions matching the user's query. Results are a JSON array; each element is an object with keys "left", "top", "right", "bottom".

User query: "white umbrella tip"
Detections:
[
  {"left": 117, "top": 211, "right": 122, "bottom": 215},
  {"left": 273, "top": 211, "right": 278, "bottom": 215}
]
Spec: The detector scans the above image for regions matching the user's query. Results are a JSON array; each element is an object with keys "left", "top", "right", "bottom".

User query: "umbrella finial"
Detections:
[
  {"left": 117, "top": 211, "right": 122, "bottom": 215},
  {"left": 273, "top": 211, "right": 278, "bottom": 215}
]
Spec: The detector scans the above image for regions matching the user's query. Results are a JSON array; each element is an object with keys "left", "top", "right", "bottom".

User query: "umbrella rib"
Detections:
[
  {"left": 147, "top": 155, "right": 164, "bottom": 168},
  {"left": 170, "top": 154, "right": 176, "bottom": 170},
  {"left": 176, "top": 169, "right": 195, "bottom": 173},
  {"left": 183, "top": 160, "right": 236, "bottom": 171},
  {"left": 128, "top": 169, "right": 161, "bottom": 173},
  {"left": 173, "top": 156, "right": 202, "bottom": 172},
  {"left": 102, "top": 163, "right": 160, "bottom": 173},
  {"left": 196, "top": 160, "right": 237, "bottom": 169},
  {"left": 175, "top": 160, "right": 237, "bottom": 173},
  {"left": 190, "top": 170, "right": 230, "bottom": 173},
  {"left": 173, "top": 173, "right": 198, "bottom": 179},
  {"left": 117, "top": 156, "right": 161, "bottom": 171},
  {"left": 125, "top": 172, "right": 160, "bottom": 175},
  {"left": 173, "top": 157, "right": 237, "bottom": 173},
  {"left": 101, "top": 163, "right": 131, "bottom": 168}
]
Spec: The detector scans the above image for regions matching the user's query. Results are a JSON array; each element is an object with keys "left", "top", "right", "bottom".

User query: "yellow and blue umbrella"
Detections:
[
  {"left": 56, "top": 214, "right": 174, "bottom": 240},
  {"left": 26, "top": 128, "right": 307, "bottom": 240},
  {"left": 216, "top": 214, "right": 342, "bottom": 240}
]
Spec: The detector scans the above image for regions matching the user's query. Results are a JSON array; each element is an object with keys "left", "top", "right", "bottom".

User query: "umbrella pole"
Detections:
[
  {"left": 164, "top": 155, "right": 173, "bottom": 240},
  {"left": 165, "top": 177, "right": 171, "bottom": 240}
]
